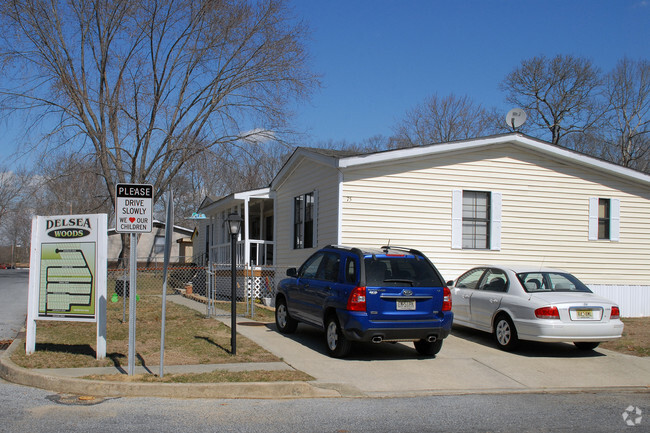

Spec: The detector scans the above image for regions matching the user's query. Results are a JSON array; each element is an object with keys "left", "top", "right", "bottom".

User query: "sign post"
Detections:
[{"left": 115, "top": 183, "right": 153, "bottom": 375}]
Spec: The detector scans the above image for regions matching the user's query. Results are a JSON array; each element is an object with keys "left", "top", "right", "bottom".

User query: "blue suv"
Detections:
[{"left": 274, "top": 245, "right": 453, "bottom": 357}]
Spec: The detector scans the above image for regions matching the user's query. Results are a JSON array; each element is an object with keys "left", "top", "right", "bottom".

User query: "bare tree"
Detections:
[
  {"left": 0, "top": 0, "right": 318, "bottom": 207},
  {"left": 34, "top": 153, "right": 112, "bottom": 216},
  {"left": 500, "top": 55, "right": 603, "bottom": 146},
  {"left": 392, "top": 94, "right": 497, "bottom": 148},
  {"left": 0, "top": 166, "right": 28, "bottom": 227},
  {"left": 601, "top": 58, "right": 650, "bottom": 171}
]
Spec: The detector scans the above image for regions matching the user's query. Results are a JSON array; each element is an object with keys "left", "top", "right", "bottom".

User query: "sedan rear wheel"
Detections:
[
  {"left": 494, "top": 314, "right": 519, "bottom": 351},
  {"left": 574, "top": 341, "right": 600, "bottom": 351},
  {"left": 325, "top": 315, "right": 351, "bottom": 358}
]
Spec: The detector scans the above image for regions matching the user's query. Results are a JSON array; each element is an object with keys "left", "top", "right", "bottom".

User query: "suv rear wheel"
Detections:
[
  {"left": 414, "top": 339, "right": 443, "bottom": 356},
  {"left": 275, "top": 297, "right": 298, "bottom": 334},
  {"left": 325, "top": 315, "right": 351, "bottom": 358}
]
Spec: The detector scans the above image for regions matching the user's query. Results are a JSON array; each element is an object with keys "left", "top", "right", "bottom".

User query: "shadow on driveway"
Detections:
[
  {"left": 450, "top": 325, "right": 606, "bottom": 358},
  {"left": 264, "top": 322, "right": 450, "bottom": 361}
]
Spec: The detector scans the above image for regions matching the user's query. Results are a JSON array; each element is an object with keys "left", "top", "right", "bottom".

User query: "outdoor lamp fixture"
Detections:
[{"left": 224, "top": 213, "right": 243, "bottom": 355}]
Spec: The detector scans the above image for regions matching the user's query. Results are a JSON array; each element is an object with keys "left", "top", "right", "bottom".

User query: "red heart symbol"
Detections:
[{"left": 129, "top": 217, "right": 136, "bottom": 223}]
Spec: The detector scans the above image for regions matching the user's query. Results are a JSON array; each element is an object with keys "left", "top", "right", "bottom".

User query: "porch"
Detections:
[{"left": 198, "top": 188, "right": 275, "bottom": 267}]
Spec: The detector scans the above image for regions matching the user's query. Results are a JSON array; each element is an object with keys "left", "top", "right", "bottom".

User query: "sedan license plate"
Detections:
[
  {"left": 396, "top": 299, "right": 416, "bottom": 310},
  {"left": 576, "top": 309, "right": 593, "bottom": 319}
]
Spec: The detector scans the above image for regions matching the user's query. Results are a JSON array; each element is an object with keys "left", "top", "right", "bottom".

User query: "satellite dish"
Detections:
[{"left": 506, "top": 108, "right": 527, "bottom": 130}]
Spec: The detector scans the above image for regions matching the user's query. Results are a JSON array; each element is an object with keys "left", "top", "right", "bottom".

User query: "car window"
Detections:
[
  {"left": 546, "top": 273, "right": 591, "bottom": 292},
  {"left": 300, "top": 252, "right": 325, "bottom": 279},
  {"left": 316, "top": 252, "right": 340, "bottom": 282},
  {"left": 345, "top": 257, "right": 357, "bottom": 284},
  {"left": 519, "top": 272, "right": 548, "bottom": 292},
  {"left": 455, "top": 268, "right": 485, "bottom": 290},
  {"left": 364, "top": 256, "right": 444, "bottom": 287},
  {"left": 517, "top": 272, "right": 593, "bottom": 293},
  {"left": 479, "top": 269, "right": 508, "bottom": 292}
]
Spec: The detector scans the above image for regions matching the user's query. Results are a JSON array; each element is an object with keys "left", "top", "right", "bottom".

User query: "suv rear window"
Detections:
[{"left": 364, "top": 256, "right": 444, "bottom": 287}]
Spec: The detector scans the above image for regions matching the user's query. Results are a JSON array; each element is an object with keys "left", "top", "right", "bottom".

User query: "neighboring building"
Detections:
[
  {"left": 108, "top": 220, "right": 194, "bottom": 263},
  {"left": 195, "top": 133, "right": 650, "bottom": 316}
]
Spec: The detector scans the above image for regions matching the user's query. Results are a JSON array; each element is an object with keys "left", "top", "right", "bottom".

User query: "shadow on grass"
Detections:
[
  {"left": 195, "top": 335, "right": 232, "bottom": 355},
  {"left": 34, "top": 343, "right": 97, "bottom": 358}
]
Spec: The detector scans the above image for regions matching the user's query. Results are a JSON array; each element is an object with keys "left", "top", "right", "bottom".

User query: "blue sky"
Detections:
[
  {"left": 289, "top": 0, "right": 650, "bottom": 145},
  {"left": 2, "top": 1, "right": 649, "bottom": 162}
]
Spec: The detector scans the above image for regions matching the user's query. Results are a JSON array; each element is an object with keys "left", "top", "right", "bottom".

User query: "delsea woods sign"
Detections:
[{"left": 26, "top": 214, "right": 107, "bottom": 357}]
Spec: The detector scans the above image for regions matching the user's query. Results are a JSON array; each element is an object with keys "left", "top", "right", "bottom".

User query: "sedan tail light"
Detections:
[
  {"left": 535, "top": 306, "right": 560, "bottom": 319},
  {"left": 611, "top": 306, "right": 620, "bottom": 319},
  {"left": 442, "top": 287, "right": 452, "bottom": 311},
  {"left": 347, "top": 286, "right": 367, "bottom": 311}
]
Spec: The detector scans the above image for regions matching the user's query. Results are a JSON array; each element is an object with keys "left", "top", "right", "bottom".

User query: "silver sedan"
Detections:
[{"left": 448, "top": 266, "right": 624, "bottom": 351}]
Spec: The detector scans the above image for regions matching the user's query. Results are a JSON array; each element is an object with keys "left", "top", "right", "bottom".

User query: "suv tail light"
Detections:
[
  {"left": 535, "top": 306, "right": 560, "bottom": 319},
  {"left": 611, "top": 306, "right": 620, "bottom": 319},
  {"left": 442, "top": 287, "right": 452, "bottom": 311},
  {"left": 347, "top": 286, "right": 367, "bottom": 311}
]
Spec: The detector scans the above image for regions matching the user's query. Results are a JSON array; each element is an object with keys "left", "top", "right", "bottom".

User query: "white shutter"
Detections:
[
  {"left": 610, "top": 198, "right": 620, "bottom": 241},
  {"left": 588, "top": 197, "right": 598, "bottom": 241},
  {"left": 491, "top": 192, "right": 502, "bottom": 251},
  {"left": 451, "top": 190, "right": 462, "bottom": 249}
]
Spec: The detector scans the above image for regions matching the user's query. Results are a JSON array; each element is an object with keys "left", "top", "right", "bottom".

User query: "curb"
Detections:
[{"left": 0, "top": 339, "right": 341, "bottom": 399}]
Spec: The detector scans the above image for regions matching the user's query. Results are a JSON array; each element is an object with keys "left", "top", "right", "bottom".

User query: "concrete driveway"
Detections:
[{"left": 229, "top": 303, "right": 650, "bottom": 397}]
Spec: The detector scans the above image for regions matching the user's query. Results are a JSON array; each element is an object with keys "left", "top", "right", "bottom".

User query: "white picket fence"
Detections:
[{"left": 588, "top": 285, "right": 650, "bottom": 317}]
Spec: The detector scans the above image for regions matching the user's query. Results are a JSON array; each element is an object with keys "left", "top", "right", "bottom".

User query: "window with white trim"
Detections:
[
  {"left": 452, "top": 190, "right": 501, "bottom": 250},
  {"left": 463, "top": 191, "right": 490, "bottom": 249},
  {"left": 589, "top": 197, "right": 619, "bottom": 241},
  {"left": 293, "top": 191, "right": 316, "bottom": 249}
]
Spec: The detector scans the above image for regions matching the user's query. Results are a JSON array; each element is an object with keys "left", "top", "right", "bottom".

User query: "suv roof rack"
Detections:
[{"left": 380, "top": 245, "right": 426, "bottom": 258}]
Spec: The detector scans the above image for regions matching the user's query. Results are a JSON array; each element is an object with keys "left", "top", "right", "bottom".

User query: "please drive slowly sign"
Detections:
[{"left": 115, "top": 183, "right": 153, "bottom": 233}]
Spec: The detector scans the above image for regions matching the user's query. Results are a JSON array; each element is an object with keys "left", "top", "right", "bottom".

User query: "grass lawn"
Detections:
[
  {"left": 601, "top": 317, "right": 650, "bottom": 357},
  {"left": 10, "top": 290, "right": 311, "bottom": 383}
]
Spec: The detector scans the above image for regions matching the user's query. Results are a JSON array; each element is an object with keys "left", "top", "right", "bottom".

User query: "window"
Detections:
[
  {"left": 478, "top": 269, "right": 508, "bottom": 292},
  {"left": 598, "top": 198, "right": 610, "bottom": 240},
  {"left": 154, "top": 235, "right": 165, "bottom": 255},
  {"left": 299, "top": 251, "right": 339, "bottom": 282},
  {"left": 452, "top": 190, "right": 501, "bottom": 250},
  {"left": 455, "top": 268, "right": 486, "bottom": 290},
  {"left": 345, "top": 257, "right": 357, "bottom": 284},
  {"left": 462, "top": 191, "right": 491, "bottom": 249},
  {"left": 293, "top": 191, "right": 315, "bottom": 249},
  {"left": 588, "top": 197, "right": 620, "bottom": 241}
]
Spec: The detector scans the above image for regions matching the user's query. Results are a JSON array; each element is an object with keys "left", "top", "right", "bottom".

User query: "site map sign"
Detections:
[
  {"left": 26, "top": 214, "right": 108, "bottom": 357},
  {"left": 39, "top": 242, "right": 96, "bottom": 318}
]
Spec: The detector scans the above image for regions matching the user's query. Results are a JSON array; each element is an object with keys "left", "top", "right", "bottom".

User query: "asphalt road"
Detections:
[
  {"left": 0, "top": 379, "right": 647, "bottom": 432},
  {"left": 0, "top": 268, "right": 28, "bottom": 341}
]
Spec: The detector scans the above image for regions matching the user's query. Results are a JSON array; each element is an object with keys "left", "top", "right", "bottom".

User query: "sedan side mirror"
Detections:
[
  {"left": 286, "top": 268, "right": 297, "bottom": 277},
  {"left": 446, "top": 280, "right": 455, "bottom": 287}
]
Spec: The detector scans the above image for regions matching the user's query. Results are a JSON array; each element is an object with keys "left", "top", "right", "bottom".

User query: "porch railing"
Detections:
[{"left": 210, "top": 240, "right": 274, "bottom": 266}]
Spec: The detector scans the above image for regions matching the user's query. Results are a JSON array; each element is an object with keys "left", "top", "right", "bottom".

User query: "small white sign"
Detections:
[{"left": 115, "top": 183, "right": 153, "bottom": 233}]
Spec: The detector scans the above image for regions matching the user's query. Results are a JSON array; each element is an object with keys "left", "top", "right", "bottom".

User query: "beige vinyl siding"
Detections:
[
  {"left": 340, "top": 144, "right": 650, "bottom": 285},
  {"left": 275, "top": 158, "right": 340, "bottom": 267}
]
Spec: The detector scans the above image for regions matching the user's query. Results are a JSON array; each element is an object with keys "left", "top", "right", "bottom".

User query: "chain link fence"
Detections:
[{"left": 107, "top": 258, "right": 297, "bottom": 316}]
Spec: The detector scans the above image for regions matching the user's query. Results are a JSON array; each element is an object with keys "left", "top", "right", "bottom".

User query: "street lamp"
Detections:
[{"left": 224, "top": 213, "right": 243, "bottom": 355}]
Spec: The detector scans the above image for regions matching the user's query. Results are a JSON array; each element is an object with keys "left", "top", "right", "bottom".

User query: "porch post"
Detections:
[{"left": 244, "top": 197, "right": 250, "bottom": 265}]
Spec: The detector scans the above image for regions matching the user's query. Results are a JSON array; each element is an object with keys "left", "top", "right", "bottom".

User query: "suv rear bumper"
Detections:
[{"left": 339, "top": 311, "right": 453, "bottom": 343}]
